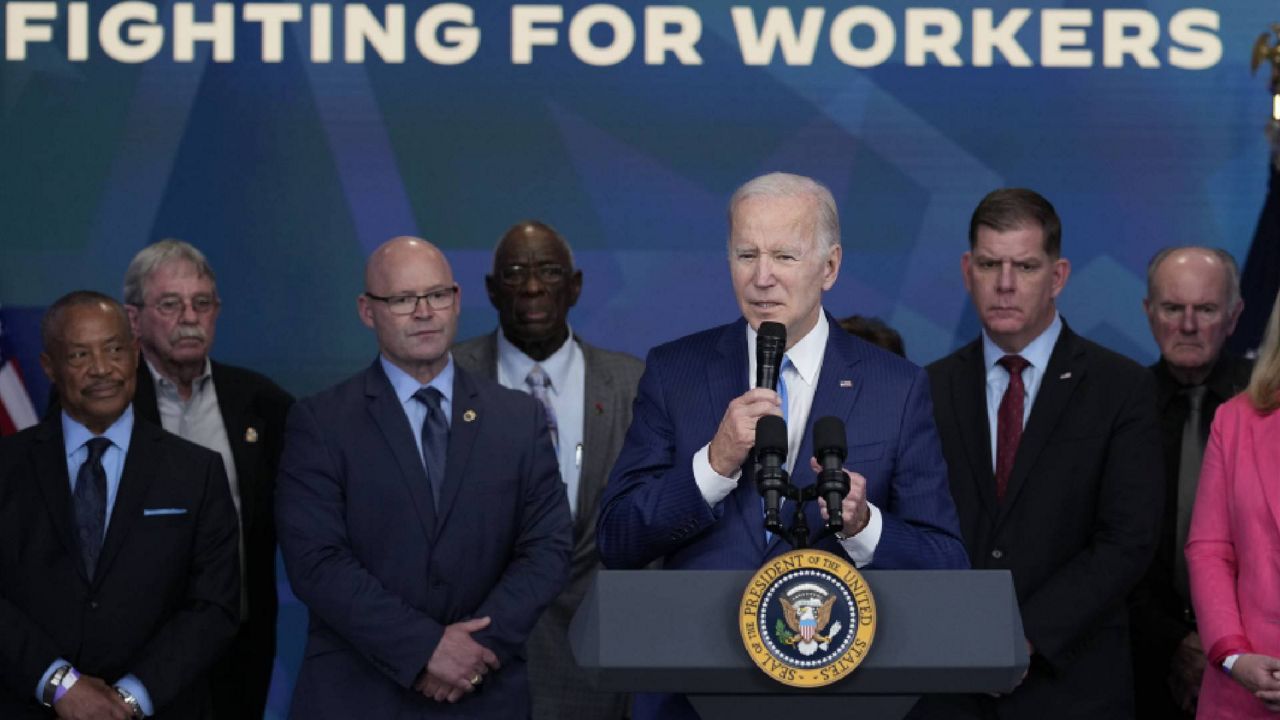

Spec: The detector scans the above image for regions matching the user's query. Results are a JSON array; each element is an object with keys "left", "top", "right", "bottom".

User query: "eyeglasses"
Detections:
[
  {"left": 496, "top": 264, "right": 569, "bottom": 287},
  {"left": 365, "top": 286, "right": 459, "bottom": 315},
  {"left": 138, "top": 295, "right": 220, "bottom": 318}
]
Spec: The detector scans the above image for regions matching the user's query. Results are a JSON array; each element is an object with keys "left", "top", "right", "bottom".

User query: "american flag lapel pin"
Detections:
[
  {"left": 1059, "top": 372, "right": 1072, "bottom": 380},
  {"left": 839, "top": 379, "right": 853, "bottom": 388}
]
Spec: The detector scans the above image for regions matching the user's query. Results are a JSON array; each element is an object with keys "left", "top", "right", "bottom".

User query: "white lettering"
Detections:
[
  {"left": 731, "top": 6, "right": 824, "bottom": 66},
  {"left": 415, "top": 3, "right": 479, "bottom": 65},
  {"left": 645, "top": 5, "right": 701, "bottom": 65},
  {"left": 1041, "top": 8, "right": 1092, "bottom": 68},
  {"left": 243, "top": 3, "right": 302, "bottom": 63},
  {"left": 174, "top": 2, "right": 234, "bottom": 62},
  {"left": 6, "top": 2, "right": 57, "bottom": 61},
  {"left": 830, "top": 6, "right": 894, "bottom": 68},
  {"left": 972, "top": 8, "right": 1031, "bottom": 67},
  {"left": 1168, "top": 8, "right": 1220, "bottom": 70}
]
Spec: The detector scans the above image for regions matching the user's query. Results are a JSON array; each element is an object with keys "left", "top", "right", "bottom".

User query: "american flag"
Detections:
[{"left": 0, "top": 307, "right": 38, "bottom": 436}]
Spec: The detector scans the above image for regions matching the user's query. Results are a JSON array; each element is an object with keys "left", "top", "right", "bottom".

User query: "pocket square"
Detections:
[{"left": 143, "top": 508, "right": 188, "bottom": 517}]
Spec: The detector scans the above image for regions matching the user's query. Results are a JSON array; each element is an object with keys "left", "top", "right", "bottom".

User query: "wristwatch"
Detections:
[
  {"left": 115, "top": 686, "right": 144, "bottom": 718},
  {"left": 42, "top": 665, "right": 77, "bottom": 707}
]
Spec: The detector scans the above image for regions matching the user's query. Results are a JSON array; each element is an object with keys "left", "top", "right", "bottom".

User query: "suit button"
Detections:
[
  {"left": 991, "top": 549, "right": 1004, "bottom": 560},
  {"left": 88, "top": 600, "right": 100, "bottom": 610}
]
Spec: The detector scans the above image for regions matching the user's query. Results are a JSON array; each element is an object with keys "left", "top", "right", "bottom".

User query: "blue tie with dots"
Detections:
[{"left": 74, "top": 437, "right": 111, "bottom": 578}]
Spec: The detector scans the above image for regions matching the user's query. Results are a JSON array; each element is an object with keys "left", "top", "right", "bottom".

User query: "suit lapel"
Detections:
[
  {"left": 952, "top": 339, "right": 998, "bottom": 521},
  {"left": 32, "top": 419, "right": 88, "bottom": 584},
  {"left": 434, "top": 367, "right": 482, "bottom": 532},
  {"left": 211, "top": 362, "right": 261, "bottom": 533},
  {"left": 706, "top": 322, "right": 767, "bottom": 555},
  {"left": 579, "top": 342, "right": 611, "bottom": 534},
  {"left": 1252, "top": 410, "right": 1280, "bottom": 537},
  {"left": 999, "top": 326, "right": 1084, "bottom": 518},
  {"left": 131, "top": 362, "right": 162, "bottom": 425},
  {"left": 365, "top": 363, "right": 438, "bottom": 538},
  {"left": 96, "top": 421, "right": 159, "bottom": 585}
]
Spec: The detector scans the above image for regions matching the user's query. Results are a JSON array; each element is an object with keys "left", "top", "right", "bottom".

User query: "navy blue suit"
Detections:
[
  {"left": 597, "top": 316, "right": 967, "bottom": 719},
  {"left": 277, "top": 360, "right": 572, "bottom": 719}
]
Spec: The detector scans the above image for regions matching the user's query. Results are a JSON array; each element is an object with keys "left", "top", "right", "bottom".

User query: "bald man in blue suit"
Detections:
[{"left": 598, "top": 173, "right": 967, "bottom": 720}]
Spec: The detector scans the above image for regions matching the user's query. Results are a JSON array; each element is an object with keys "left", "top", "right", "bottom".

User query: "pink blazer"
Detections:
[{"left": 1186, "top": 393, "right": 1280, "bottom": 719}]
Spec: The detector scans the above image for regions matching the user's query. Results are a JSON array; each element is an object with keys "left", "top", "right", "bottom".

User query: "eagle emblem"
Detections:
[{"left": 777, "top": 588, "right": 843, "bottom": 656}]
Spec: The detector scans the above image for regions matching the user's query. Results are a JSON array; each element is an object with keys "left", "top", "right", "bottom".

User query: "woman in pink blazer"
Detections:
[{"left": 1187, "top": 289, "right": 1280, "bottom": 719}]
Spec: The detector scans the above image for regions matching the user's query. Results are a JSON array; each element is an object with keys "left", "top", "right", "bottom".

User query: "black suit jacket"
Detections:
[
  {"left": 919, "top": 323, "right": 1163, "bottom": 719},
  {"left": 1129, "top": 354, "right": 1252, "bottom": 719},
  {"left": 132, "top": 360, "right": 292, "bottom": 718},
  {"left": 0, "top": 416, "right": 240, "bottom": 719}
]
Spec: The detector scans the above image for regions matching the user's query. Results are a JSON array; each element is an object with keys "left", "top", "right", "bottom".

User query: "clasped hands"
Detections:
[
  {"left": 1228, "top": 652, "right": 1280, "bottom": 712},
  {"left": 415, "top": 616, "right": 501, "bottom": 704},
  {"left": 708, "top": 388, "right": 870, "bottom": 536},
  {"left": 52, "top": 675, "right": 133, "bottom": 720}
]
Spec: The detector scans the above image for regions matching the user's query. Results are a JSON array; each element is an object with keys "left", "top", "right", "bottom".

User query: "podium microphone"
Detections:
[
  {"left": 813, "top": 417, "right": 849, "bottom": 532},
  {"left": 755, "top": 414, "right": 789, "bottom": 534},
  {"left": 756, "top": 322, "right": 786, "bottom": 391}
]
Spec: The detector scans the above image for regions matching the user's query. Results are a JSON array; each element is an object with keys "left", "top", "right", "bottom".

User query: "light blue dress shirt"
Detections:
[
  {"left": 39, "top": 406, "right": 154, "bottom": 715},
  {"left": 981, "top": 313, "right": 1062, "bottom": 471},
  {"left": 495, "top": 329, "right": 584, "bottom": 515}
]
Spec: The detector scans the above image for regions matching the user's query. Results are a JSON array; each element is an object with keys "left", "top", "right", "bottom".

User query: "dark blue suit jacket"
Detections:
[
  {"left": 277, "top": 360, "right": 572, "bottom": 719},
  {"left": 597, "top": 316, "right": 968, "bottom": 719}
]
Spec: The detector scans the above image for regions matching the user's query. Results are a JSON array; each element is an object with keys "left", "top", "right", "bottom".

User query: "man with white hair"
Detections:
[{"left": 598, "top": 172, "right": 967, "bottom": 720}]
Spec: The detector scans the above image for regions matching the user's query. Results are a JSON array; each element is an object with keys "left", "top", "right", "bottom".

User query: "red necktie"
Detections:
[{"left": 995, "top": 355, "right": 1030, "bottom": 502}]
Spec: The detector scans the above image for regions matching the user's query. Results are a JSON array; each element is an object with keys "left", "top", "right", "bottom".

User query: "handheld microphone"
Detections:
[
  {"left": 755, "top": 414, "right": 789, "bottom": 534},
  {"left": 813, "top": 417, "right": 849, "bottom": 532},
  {"left": 756, "top": 322, "right": 786, "bottom": 391}
]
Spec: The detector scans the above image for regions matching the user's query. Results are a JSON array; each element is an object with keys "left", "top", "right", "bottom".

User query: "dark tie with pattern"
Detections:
[
  {"left": 414, "top": 387, "right": 449, "bottom": 507},
  {"left": 1174, "top": 384, "right": 1207, "bottom": 603},
  {"left": 74, "top": 437, "right": 112, "bottom": 578},
  {"left": 995, "top": 355, "right": 1030, "bottom": 502}
]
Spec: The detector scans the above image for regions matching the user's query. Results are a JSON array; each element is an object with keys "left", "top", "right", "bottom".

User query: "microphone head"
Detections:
[
  {"left": 755, "top": 415, "right": 789, "bottom": 457},
  {"left": 813, "top": 416, "right": 847, "bottom": 461},
  {"left": 757, "top": 322, "right": 787, "bottom": 352}
]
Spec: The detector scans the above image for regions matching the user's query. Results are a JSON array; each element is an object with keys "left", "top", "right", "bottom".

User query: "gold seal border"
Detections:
[{"left": 738, "top": 548, "right": 877, "bottom": 688}]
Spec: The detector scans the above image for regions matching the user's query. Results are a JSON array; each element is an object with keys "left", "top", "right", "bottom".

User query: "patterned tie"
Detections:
[
  {"left": 74, "top": 437, "right": 112, "bottom": 578},
  {"left": 413, "top": 387, "right": 448, "bottom": 507},
  {"left": 994, "top": 355, "right": 1030, "bottom": 503},
  {"left": 1174, "top": 385, "right": 1207, "bottom": 603},
  {"left": 525, "top": 365, "right": 559, "bottom": 454}
]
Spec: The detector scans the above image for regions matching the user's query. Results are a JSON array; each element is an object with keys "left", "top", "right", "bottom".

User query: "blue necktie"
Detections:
[
  {"left": 414, "top": 387, "right": 448, "bottom": 507},
  {"left": 74, "top": 437, "right": 111, "bottom": 578}
]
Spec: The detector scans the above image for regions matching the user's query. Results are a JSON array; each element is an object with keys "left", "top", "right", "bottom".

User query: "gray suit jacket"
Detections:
[{"left": 452, "top": 333, "right": 642, "bottom": 720}]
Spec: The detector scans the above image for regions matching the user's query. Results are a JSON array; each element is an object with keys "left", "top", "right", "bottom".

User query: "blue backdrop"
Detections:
[{"left": 2, "top": 1, "right": 1276, "bottom": 716}]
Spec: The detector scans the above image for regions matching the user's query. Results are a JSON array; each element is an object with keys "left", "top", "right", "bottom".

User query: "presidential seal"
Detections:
[{"left": 739, "top": 549, "right": 876, "bottom": 688}]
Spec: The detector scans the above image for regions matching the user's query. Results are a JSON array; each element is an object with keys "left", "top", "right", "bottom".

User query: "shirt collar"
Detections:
[
  {"left": 145, "top": 355, "right": 213, "bottom": 393},
  {"left": 62, "top": 404, "right": 135, "bottom": 457},
  {"left": 982, "top": 312, "right": 1061, "bottom": 374},
  {"left": 496, "top": 326, "right": 576, "bottom": 392},
  {"left": 380, "top": 354, "right": 454, "bottom": 406},
  {"left": 746, "top": 312, "right": 829, "bottom": 386}
]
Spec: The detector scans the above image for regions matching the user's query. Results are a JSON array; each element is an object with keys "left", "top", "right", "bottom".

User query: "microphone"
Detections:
[
  {"left": 755, "top": 414, "right": 789, "bottom": 535},
  {"left": 813, "top": 417, "right": 849, "bottom": 532},
  {"left": 755, "top": 322, "right": 786, "bottom": 391}
]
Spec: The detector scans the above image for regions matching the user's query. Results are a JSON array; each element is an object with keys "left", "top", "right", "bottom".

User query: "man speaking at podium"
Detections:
[{"left": 597, "top": 172, "right": 968, "bottom": 719}]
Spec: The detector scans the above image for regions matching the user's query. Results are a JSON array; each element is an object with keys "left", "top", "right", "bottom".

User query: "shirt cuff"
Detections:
[
  {"left": 837, "top": 502, "right": 882, "bottom": 567},
  {"left": 117, "top": 674, "right": 154, "bottom": 717},
  {"left": 1223, "top": 654, "right": 1241, "bottom": 674},
  {"left": 693, "top": 443, "right": 740, "bottom": 507},
  {"left": 36, "top": 658, "right": 71, "bottom": 704}
]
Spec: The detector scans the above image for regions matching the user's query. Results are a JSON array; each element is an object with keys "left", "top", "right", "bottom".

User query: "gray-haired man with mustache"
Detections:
[{"left": 122, "top": 240, "right": 294, "bottom": 720}]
